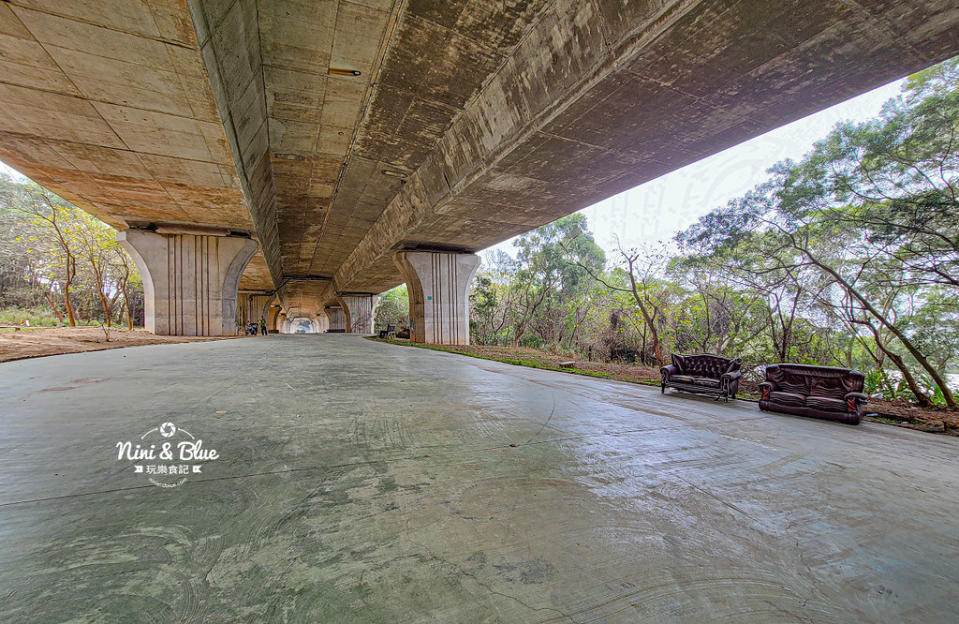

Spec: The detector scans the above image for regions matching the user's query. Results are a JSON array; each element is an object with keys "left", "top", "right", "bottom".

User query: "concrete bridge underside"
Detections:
[{"left": 0, "top": 0, "right": 957, "bottom": 339}]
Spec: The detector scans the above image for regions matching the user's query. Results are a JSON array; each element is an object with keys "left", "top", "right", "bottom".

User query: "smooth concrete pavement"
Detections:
[{"left": 1, "top": 336, "right": 957, "bottom": 623}]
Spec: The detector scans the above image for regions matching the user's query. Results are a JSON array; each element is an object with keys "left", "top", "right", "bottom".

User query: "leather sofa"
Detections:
[
  {"left": 759, "top": 364, "right": 868, "bottom": 425},
  {"left": 661, "top": 353, "right": 742, "bottom": 402}
]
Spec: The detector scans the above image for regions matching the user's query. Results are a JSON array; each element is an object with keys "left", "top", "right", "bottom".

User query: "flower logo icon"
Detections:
[{"left": 159, "top": 422, "right": 177, "bottom": 438}]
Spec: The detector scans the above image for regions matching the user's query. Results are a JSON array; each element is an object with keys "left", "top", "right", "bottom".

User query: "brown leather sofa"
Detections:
[
  {"left": 661, "top": 353, "right": 742, "bottom": 402},
  {"left": 759, "top": 364, "right": 868, "bottom": 425}
]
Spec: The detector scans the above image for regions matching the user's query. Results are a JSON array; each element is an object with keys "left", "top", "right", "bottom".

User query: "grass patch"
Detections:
[{"left": 0, "top": 306, "right": 63, "bottom": 327}]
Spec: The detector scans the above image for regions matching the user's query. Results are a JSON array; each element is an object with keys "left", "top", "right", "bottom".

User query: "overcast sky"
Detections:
[{"left": 1, "top": 79, "right": 904, "bottom": 260}]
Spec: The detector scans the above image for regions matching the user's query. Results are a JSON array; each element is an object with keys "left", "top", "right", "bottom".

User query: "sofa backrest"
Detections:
[
  {"left": 765, "top": 364, "right": 865, "bottom": 397},
  {"left": 672, "top": 353, "right": 740, "bottom": 379}
]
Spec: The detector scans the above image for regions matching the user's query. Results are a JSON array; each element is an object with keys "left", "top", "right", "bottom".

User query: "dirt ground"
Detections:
[
  {"left": 380, "top": 340, "right": 959, "bottom": 436},
  {"left": 0, "top": 326, "right": 236, "bottom": 363}
]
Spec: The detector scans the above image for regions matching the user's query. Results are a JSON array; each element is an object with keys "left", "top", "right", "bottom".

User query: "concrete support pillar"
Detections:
[
  {"left": 393, "top": 251, "right": 479, "bottom": 345},
  {"left": 118, "top": 229, "right": 257, "bottom": 336},
  {"left": 325, "top": 306, "right": 347, "bottom": 332},
  {"left": 314, "top": 312, "right": 330, "bottom": 333},
  {"left": 267, "top": 304, "right": 281, "bottom": 332},
  {"left": 338, "top": 294, "right": 379, "bottom": 335}
]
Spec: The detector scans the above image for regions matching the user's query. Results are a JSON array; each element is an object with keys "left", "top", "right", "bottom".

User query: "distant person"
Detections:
[{"left": 259, "top": 318, "right": 268, "bottom": 335}]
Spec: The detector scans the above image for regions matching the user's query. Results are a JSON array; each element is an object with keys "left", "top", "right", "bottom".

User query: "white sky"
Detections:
[
  {"left": 489, "top": 79, "right": 904, "bottom": 258},
  {"left": 1, "top": 79, "right": 903, "bottom": 258},
  {"left": 0, "top": 160, "right": 23, "bottom": 179}
]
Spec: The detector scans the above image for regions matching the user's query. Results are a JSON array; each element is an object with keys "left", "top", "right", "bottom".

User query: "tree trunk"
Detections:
[
  {"left": 624, "top": 264, "right": 663, "bottom": 366},
  {"left": 43, "top": 291, "right": 65, "bottom": 323},
  {"left": 63, "top": 255, "right": 76, "bottom": 327},
  {"left": 121, "top": 284, "right": 133, "bottom": 330},
  {"left": 98, "top": 289, "right": 112, "bottom": 327}
]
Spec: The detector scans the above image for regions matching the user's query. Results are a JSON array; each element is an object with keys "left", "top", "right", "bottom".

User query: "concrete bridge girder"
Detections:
[{"left": 275, "top": 279, "right": 335, "bottom": 332}]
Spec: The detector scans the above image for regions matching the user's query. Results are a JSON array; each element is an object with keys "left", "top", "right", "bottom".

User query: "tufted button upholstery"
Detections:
[{"left": 661, "top": 353, "right": 742, "bottom": 401}]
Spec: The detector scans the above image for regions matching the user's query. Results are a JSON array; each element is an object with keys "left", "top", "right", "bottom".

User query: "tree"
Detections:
[
  {"left": 17, "top": 188, "right": 82, "bottom": 325},
  {"left": 507, "top": 214, "right": 605, "bottom": 348}
]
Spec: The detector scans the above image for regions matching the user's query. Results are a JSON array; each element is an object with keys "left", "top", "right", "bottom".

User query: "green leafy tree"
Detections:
[{"left": 374, "top": 284, "right": 409, "bottom": 330}]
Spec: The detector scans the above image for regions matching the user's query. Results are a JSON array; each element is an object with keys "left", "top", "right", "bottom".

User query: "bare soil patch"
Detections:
[
  {"left": 0, "top": 326, "right": 236, "bottom": 363},
  {"left": 374, "top": 339, "right": 958, "bottom": 436}
]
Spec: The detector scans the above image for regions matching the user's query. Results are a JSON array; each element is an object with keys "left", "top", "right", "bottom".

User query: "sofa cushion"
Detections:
[
  {"left": 670, "top": 374, "right": 695, "bottom": 384},
  {"left": 806, "top": 396, "right": 847, "bottom": 412},
  {"left": 769, "top": 391, "right": 806, "bottom": 406},
  {"left": 693, "top": 376, "right": 721, "bottom": 388}
]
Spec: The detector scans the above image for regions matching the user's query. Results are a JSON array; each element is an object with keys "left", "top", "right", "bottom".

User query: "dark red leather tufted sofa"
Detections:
[{"left": 759, "top": 364, "right": 868, "bottom": 425}]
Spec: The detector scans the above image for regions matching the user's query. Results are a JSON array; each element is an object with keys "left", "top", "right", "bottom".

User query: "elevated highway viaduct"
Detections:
[{"left": 1, "top": 0, "right": 957, "bottom": 341}]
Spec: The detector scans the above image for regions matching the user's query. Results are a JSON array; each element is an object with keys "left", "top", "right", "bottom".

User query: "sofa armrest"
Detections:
[
  {"left": 722, "top": 370, "right": 742, "bottom": 397},
  {"left": 661, "top": 365, "right": 678, "bottom": 380},
  {"left": 845, "top": 391, "right": 869, "bottom": 412},
  {"left": 759, "top": 381, "right": 774, "bottom": 400}
]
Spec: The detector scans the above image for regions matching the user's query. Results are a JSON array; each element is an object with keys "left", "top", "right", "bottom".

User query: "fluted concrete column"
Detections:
[
  {"left": 325, "top": 306, "right": 347, "bottom": 332},
  {"left": 118, "top": 230, "right": 257, "bottom": 336},
  {"left": 338, "top": 294, "right": 379, "bottom": 335},
  {"left": 393, "top": 251, "right": 479, "bottom": 345}
]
